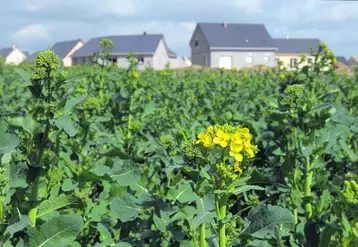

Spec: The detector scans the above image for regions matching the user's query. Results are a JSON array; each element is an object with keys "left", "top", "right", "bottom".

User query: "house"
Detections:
[
  {"left": 348, "top": 56, "right": 358, "bottom": 66},
  {"left": 71, "top": 33, "right": 187, "bottom": 70},
  {"left": 24, "top": 51, "right": 41, "bottom": 63},
  {"left": 336, "top": 56, "right": 350, "bottom": 68},
  {"left": 273, "top": 37, "right": 322, "bottom": 70},
  {"left": 0, "top": 45, "right": 27, "bottom": 65},
  {"left": 51, "top": 39, "right": 84, "bottom": 67},
  {"left": 189, "top": 22, "right": 278, "bottom": 69}
]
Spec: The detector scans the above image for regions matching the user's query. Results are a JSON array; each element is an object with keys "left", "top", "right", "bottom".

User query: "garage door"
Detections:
[{"left": 219, "top": 56, "right": 232, "bottom": 69}]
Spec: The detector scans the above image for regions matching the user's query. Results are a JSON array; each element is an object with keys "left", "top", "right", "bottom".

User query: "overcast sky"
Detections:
[{"left": 1, "top": 0, "right": 358, "bottom": 58}]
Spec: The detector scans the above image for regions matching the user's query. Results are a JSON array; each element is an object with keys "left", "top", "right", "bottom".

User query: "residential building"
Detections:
[
  {"left": 273, "top": 37, "right": 322, "bottom": 70},
  {"left": 71, "top": 33, "right": 187, "bottom": 70},
  {"left": 348, "top": 56, "right": 358, "bottom": 66},
  {"left": 336, "top": 56, "right": 350, "bottom": 67},
  {"left": 52, "top": 39, "right": 84, "bottom": 67},
  {"left": 0, "top": 45, "right": 27, "bottom": 65},
  {"left": 25, "top": 51, "right": 41, "bottom": 63},
  {"left": 189, "top": 22, "right": 278, "bottom": 69}
]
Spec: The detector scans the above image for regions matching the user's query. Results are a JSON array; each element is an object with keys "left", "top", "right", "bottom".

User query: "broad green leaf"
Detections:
[
  {"left": 110, "top": 194, "right": 141, "bottom": 222},
  {"left": 113, "top": 243, "right": 132, "bottom": 247},
  {"left": 53, "top": 115, "right": 77, "bottom": 137},
  {"left": 8, "top": 162, "right": 28, "bottom": 188},
  {"left": 153, "top": 211, "right": 170, "bottom": 233},
  {"left": 9, "top": 117, "right": 40, "bottom": 136},
  {"left": 274, "top": 225, "right": 285, "bottom": 247},
  {"left": 189, "top": 212, "right": 216, "bottom": 230},
  {"left": 37, "top": 194, "right": 78, "bottom": 219},
  {"left": 242, "top": 205, "right": 295, "bottom": 239},
  {"left": 27, "top": 214, "right": 84, "bottom": 247},
  {"left": 14, "top": 68, "right": 31, "bottom": 86},
  {"left": 142, "top": 103, "right": 156, "bottom": 117},
  {"left": 0, "top": 215, "right": 31, "bottom": 245},
  {"left": 167, "top": 182, "right": 196, "bottom": 204},
  {"left": 195, "top": 194, "right": 215, "bottom": 213},
  {"left": 61, "top": 178, "right": 78, "bottom": 192},
  {"left": 64, "top": 95, "right": 86, "bottom": 114},
  {"left": 109, "top": 160, "right": 141, "bottom": 186},
  {"left": 0, "top": 119, "right": 20, "bottom": 154},
  {"left": 179, "top": 240, "right": 197, "bottom": 247}
]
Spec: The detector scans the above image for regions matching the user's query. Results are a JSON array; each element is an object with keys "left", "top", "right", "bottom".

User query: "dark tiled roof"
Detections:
[
  {"left": 72, "top": 34, "right": 175, "bottom": 57},
  {"left": 51, "top": 39, "right": 82, "bottom": 59},
  {"left": 0, "top": 47, "right": 13, "bottom": 58},
  {"left": 336, "top": 56, "right": 350, "bottom": 66},
  {"left": 26, "top": 51, "right": 41, "bottom": 63},
  {"left": 273, "top": 38, "right": 321, "bottom": 54},
  {"left": 196, "top": 22, "right": 278, "bottom": 50}
]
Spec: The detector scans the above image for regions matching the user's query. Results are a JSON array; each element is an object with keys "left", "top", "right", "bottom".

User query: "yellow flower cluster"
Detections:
[{"left": 195, "top": 124, "right": 257, "bottom": 172}]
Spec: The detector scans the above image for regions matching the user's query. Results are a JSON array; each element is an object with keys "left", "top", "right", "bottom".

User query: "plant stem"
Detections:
[
  {"left": 304, "top": 156, "right": 313, "bottom": 220},
  {"left": 215, "top": 195, "right": 227, "bottom": 247},
  {"left": 293, "top": 207, "right": 298, "bottom": 224},
  {"left": 200, "top": 223, "right": 207, "bottom": 247}
]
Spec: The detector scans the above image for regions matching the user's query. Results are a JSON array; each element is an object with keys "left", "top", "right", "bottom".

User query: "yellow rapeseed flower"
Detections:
[
  {"left": 213, "top": 129, "right": 231, "bottom": 148},
  {"left": 233, "top": 162, "right": 242, "bottom": 174},
  {"left": 196, "top": 132, "right": 214, "bottom": 148},
  {"left": 207, "top": 125, "right": 214, "bottom": 133},
  {"left": 229, "top": 151, "right": 243, "bottom": 162}
]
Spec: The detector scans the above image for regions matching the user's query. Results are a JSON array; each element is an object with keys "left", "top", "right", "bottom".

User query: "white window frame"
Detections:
[
  {"left": 290, "top": 58, "right": 297, "bottom": 69},
  {"left": 307, "top": 58, "right": 313, "bottom": 64},
  {"left": 137, "top": 56, "right": 144, "bottom": 64},
  {"left": 264, "top": 56, "right": 270, "bottom": 63}
]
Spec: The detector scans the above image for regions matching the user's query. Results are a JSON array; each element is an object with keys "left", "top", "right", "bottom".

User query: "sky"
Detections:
[{"left": 1, "top": 0, "right": 358, "bottom": 58}]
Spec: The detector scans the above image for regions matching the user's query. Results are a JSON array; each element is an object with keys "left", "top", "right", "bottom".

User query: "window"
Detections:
[
  {"left": 137, "top": 57, "right": 144, "bottom": 64},
  {"left": 264, "top": 56, "right": 270, "bottom": 63},
  {"left": 246, "top": 53, "right": 253, "bottom": 64},
  {"left": 307, "top": 58, "right": 313, "bottom": 64},
  {"left": 290, "top": 58, "right": 297, "bottom": 69},
  {"left": 194, "top": 39, "right": 199, "bottom": 48}
]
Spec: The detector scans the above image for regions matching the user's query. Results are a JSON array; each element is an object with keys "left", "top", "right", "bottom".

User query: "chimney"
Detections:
[
  {"left": 143, "top": 31, "right": 147, "bottom": 35},
  {"left": 223, "top": 22, "right": 228, "bottom": 28},
  {"left": 12, "top": 44, "right": 16, "bottom": 50},
  {"left": 285, "top": 34, "right": 289, "bottom": 39}
]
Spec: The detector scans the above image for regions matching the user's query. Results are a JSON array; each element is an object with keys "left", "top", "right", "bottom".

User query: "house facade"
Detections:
[
  {"left": 273, "top": 38, "right": 322, "bottom": 70},
  {"left": 52, "top": 39, "right": 84, "bottom": 67},
  {"left": 72, "top": 33, "right": 187, "bottom": 70},
  {"left": 189, "top": 22, "right": 278, "bottom": 69},
  {"left": 348, "top": 56, "right": 358, "bottom": 66},
  {"left": 0, "top": 45, "right": 27, "bottom": 65}
]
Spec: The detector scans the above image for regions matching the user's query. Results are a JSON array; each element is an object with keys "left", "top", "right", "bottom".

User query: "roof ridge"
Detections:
[{"left": 88, "top": 33, "right": 164, "bottom": 40}]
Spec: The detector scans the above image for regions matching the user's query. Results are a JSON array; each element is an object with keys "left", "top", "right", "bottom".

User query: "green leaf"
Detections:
[
  {"left": 232, "top": 185, "right": 265, "bottom": 195},
  {"left": 64, "top": 95, "right": 86, "bottom": 114},
  {"left": 167, "top": 182, "right": 196, "bottom": 204},
  {"left": 53, "top": 115, "right": 77, "bottom": 137},
  {"left": 179, "top": 240, "right": 197, "bottom": 247},
  {"left": 189, "top": 212, "right": 216, "bottom": 230},
  {"left": 195, "top": 194, "right": 215, "bottom": 213},
  {"left": 8, "top": 162, "right": 28, "bottom": 188},
  {"left": 338, "top": 139, "right": 357, "bottom": 162},
  {"left": 319, "top": 225, "right": 339, "bottom": 247},
  {"left": 27, "top": 214, "right": 83, "bottom": 247},
  {"left": 242, "top": 205, "right": 295, "bottom": 239},
  {"left": 109, "top": 160, "right": 141, "bottom": 186},
  {"left": 1, "top": 215, "right": 30, "bottom": 243},
  {"left": 0, "top": 119, "right": 20, "bottom": 154},
  {"left": 153, "top": 211, "right": 170, "bottom": 233},
  {"left": 14, "top": 68, "right": 31, "bottom": 86},
  {"left": 37, "top": 194, "right": 78, "bottom": 219},
  {"left": 9, "top": 117, "right": 40, "bottom": 136},
  {"left": 142, "top": 103, "right": 156, "bottom": 117},
  {"left": 317, "top": 190, "right": 331, "bottom": 215},
  {"left": 61, "top": 179, "right": 78, "bottom": 192},
  {"left": 110, "top": 194, "right": 141, "bottom": 222}
]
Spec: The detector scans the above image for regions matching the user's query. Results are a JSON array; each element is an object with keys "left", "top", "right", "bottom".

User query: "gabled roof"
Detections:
[
  {"left": 195, "top": 22, "right": 278, "bottom": 50},
  {"left": 336, "top": 56, "right": 350, "bottom": 66},
  {"left": 26, "top": 51, "right": 41, "bottom": 63},
  {"left": 72, "top": 34, "right": 176, "bottom": 57},
  {"left": 51, "top": 39, "right": 83, "bottom": 59},
  {"left": 273, "top": 38, "right": 321, "bottom": 54},
  {"left": 0, "top": 47, "right": 13, "bottom": 58}
]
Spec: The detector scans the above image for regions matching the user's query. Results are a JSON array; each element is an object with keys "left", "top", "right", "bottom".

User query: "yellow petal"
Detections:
[
  {"left": 234, "top": 153, "right": 243, "bottom": 162},
  {"left": 213, "top": 137, "right": 220, "bottom": 144}
]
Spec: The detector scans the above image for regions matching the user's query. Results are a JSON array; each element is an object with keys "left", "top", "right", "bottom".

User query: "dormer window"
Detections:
[{"left": 138, "top": 57, "right": 144, "bottom": 64}]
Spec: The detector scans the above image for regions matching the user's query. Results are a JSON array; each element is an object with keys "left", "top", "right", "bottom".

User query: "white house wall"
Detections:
[
  {"left": 210, "top": 50, "right": 276, "bottom": 69},
  {"left": 5, "top": 49, "right": 27, "bottom": 65},
  {"left": 152, "top": 39, "right": 171, "bottom": 69}
]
